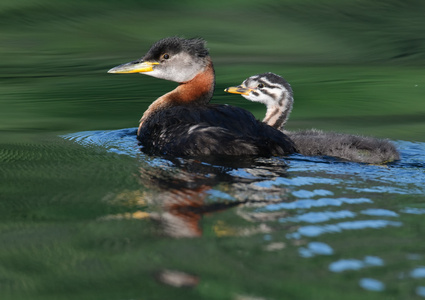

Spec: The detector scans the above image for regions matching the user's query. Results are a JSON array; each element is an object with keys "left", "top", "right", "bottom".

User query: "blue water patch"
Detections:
[
  {"left": 299, "top": 241, "right": 334, "bottom": 257},
  {"left": 329, "top": 259, "right": 364, "bottom": 272},
  {"left": 307, "top": 242, "right": 334, "bottom": 255},
  {"left": 417, "top": 286, "right": 425, "bottom": 297},
  {"left": 410, "top": 267, "right": 425, "bottom": 278},
  {"left": 207, "top": 190, "right": 235, "bottom": 201},
  {"left": 359, "top": 278, "right": 385, "bottom": 292},
  {"left": 401, "top": 207, "right": 425, "bottom": 215},
  {"left": 292, "top": 189, "right": 334, "bottom": 198},
  {"left": 286, "top": 140, "right": 425, "bottom": 195},
  {"left": 361, "top": 209, "right": 399, "bottom": 217},
  {"left": 288, "top": 220, "right": 402, "bottom": 238},
  {"left": 329, "top": 256, "right": 384, "bottom": 273},
  {"left": 62, "top": 128, "right": 139, "bottom": 157},
  {"left": 280, "top": 210, "right": 355, "bottom": 224},
  {"left": 228, "top": 169, "right": 261, "bottom": 179},
  {"left": 349, "top": 186, "right": 422, "bottom": 195},
  {"left": 264, "top": 197, "right": 372, "bottom": 212},
  {"left": 255, "top": 176, "right": 340, "bottom": 188},
  {"left": 363, "top": 256, "right": 385, "bottom": 266}
]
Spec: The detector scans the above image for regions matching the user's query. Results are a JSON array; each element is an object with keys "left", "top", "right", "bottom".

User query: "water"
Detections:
[
  {"left": 48, "top": 128, "right": 425, "bottom": 299},
  {"left": 2, "top": 124, "right": 424, "bottom": 299}
]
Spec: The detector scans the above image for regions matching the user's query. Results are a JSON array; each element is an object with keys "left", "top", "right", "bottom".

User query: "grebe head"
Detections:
[
  {"left": 108, "top": 37, "right": 210, "bottom": 83},
  {"left": 225, "top": 73, "right": 294, "bottom": 129},
  {"left": 225, "top": 72, "right": 293, "bottom": 107}
]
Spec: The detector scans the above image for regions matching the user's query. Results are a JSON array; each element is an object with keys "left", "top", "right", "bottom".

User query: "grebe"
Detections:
[
  {"left": 108, "top": 38, "right": 295, "bottom": 157},
  {"left": 225, "top": 73, "right": 400, "bottom": 164}
]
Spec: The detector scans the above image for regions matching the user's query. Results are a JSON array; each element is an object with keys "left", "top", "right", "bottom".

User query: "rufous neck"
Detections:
[
  {"left": 138, "top": 60, "right": 215, "bottom": 130},
  {"left": 173, "top": 59, "right": 215, "bottom": 105}
]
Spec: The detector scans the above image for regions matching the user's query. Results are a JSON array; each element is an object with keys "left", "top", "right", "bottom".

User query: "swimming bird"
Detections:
[
  {"left": 225, "top": 72, "right": 400, "bottom": 164},
  {"left": 108, "top": 37, "right": 295, "bottom": 157}
]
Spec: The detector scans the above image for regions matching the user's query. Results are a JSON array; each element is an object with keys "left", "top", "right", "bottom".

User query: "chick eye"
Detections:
[
  {"left": 257, "top": 83, "right": 264, "bottom": 88},
  {"left": 162, "top": 53, "right": 170, "bottom": 60}
]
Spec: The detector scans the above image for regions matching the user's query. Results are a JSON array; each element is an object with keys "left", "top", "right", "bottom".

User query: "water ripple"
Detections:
[
  {"left": 360, "top": 208, "right": 399, "bottom": 217},
  {"left": 255, "top": 176, "right": 340, "bottom": 188},
  {"left": 61, "top": 128, "right": 139, "bottom": 157},
  {"left": 359, "top": 278, "right": 385, "bottom": 292},
  {"left": 292, "top": 189, "right": 334, "bottom": 198},
  {"left": 329, "top": 256, "right": 384, "bottom": 273},
  {"left": 299, "top": 241, "right": 334, "bottom": 257},
  {"left": 410, "top": 266, "right": 425, "bottom": 278},
  {"left": 61, "top": 130, "right": 425, "bottom": 198},
  {"left": 280, "top": 210, "right": 356, "bottom": 223},
  {"left": 401, "top": 208, "right": 425, "bottom": 215},
  {"left": 417, "top": 286, "right": 425, "bottom": 297},
  {"left": 263, "top": 197, "right": 372, "bottom": 211},
  {"left": 288, "top": 220, "right": 402, "bottom": 238}
]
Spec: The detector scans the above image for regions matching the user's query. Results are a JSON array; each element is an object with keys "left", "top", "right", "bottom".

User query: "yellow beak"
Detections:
[
  {"left": 224, "top": 86, "right": 253, "bottom": 96},
  {"left": 107, "top": 60, "right": 159, "bottom": 73}
]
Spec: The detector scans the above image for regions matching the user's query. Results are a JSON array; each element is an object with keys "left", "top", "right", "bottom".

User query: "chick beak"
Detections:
[
  {"left": 224, "top": 85, "right": 253, "bottom": 95},
  {"left": 107, "top": 60, "right": 159, "bottom": 74}
]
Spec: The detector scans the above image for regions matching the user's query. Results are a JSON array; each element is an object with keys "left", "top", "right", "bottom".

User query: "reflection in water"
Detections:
[
  {"left": 263, "top": 197, "right": 372, "bottom": 211},
  {"left": 298, "top": 241, "right": 334, "bottom": 258},
  {"left": 410, "top": 267, "right": 425, "bottom": 279},
  {"left": 287, "top": 220, "right": 402, "bottom": 239},
  {"left": 284, "top": 210, "right": 356, "bottom": 223},
  {"left": 359, "top": 278, "right": 385, "bottom": 292},
  {"left": 62, "top": 128, "right": 425, "bottom": 295},
  {"left": 136, "top": 153, "right": 292, "bottom": 238},
  {"left": 64, "top": 128, "right": 293, "bottom": 238},
  {"left": 401, "top": 207, "right": 425, "bottom": 215},
  {"left": 329, "top": 256, "right": 384, "bottom": 273},
  {"left": 63, "top": 129, "right": 425, "bottom": 232},
  {"left": 360, "top": 208, "right": 399, "bottom": 217}
]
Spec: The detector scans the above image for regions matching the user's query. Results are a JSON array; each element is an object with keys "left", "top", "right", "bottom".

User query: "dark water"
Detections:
[{"left": 2, "top": 1, "right": 425, "bottom": 299}]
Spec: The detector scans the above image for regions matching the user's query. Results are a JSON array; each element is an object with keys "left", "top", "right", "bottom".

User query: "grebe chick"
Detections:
[
  {"left": 225, "top": 73, "right": 400, "bottom": 164},
  {"left": 108, "top": 38, "right": 295, "bottom": 157}
]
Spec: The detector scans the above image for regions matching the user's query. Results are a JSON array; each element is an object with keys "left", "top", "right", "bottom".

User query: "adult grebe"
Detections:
[
  {"left": 108, "top": 38, "right": 295, "bottom": 157},
  {"left": 225, "top": 73, "right": 400, "bottom": 164}
]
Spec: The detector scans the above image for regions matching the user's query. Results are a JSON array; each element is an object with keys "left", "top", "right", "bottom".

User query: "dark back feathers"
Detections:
[{"left": 138, "top": 104, "right": 296, "bottom": 157}]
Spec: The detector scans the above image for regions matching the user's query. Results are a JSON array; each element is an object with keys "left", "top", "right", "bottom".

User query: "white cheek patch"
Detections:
[
  {"left": 139, "top": 53, "right": 205, "bottom": 83},
  {"left": 167, "top": 53, "right": 204, "bottom": 82},
  {"left": 240, "top": 76, "right": 288, "bottom": 105},
  {"left": 141, "top": 69, "right": 161, "bottom": 78}
]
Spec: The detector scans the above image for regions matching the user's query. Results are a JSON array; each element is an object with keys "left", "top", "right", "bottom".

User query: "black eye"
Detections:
[
  {"left": 258, "top": 83, "right": 264, "bottom": 88},
  {"left": 163, "top": 53, "right": 170, "bottom": 59}
]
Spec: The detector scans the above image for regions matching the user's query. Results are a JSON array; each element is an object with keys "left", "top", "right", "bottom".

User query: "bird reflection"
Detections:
[
  {"left": 139, "top": 157, "right": 270, "bottom": 238},
  {"left": 147, "top": 186, "right": 209, "bottom": 238},
  {"left": 105, "top": 155, "right": 292, "bottom": 238},
  {"left": 98, "top": 151, "right": 294, "bottom": 290}
]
